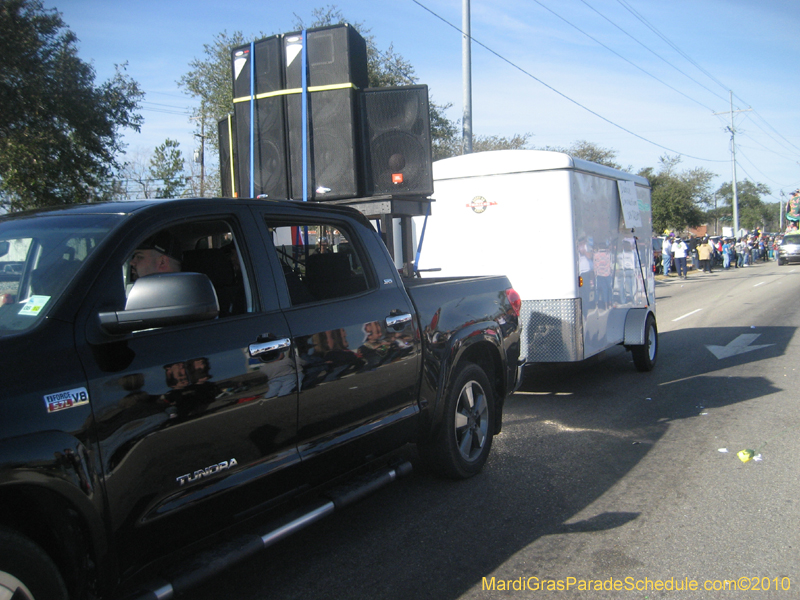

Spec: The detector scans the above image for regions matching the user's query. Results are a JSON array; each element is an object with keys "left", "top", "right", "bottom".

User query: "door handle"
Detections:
[
  {"left": 249, "top": 337, "right": 291, "bottom": 357},
  {"left": 385, "top": 313, "right": 412, "bottom": 329}
]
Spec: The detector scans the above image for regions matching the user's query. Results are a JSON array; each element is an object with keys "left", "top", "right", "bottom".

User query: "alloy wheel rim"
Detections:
[
  {"left": 454, "top": 380, "right": 488, "bottom": 461},
  {"left": 0, "top": 572, "right": 35, "bottom": 600}
]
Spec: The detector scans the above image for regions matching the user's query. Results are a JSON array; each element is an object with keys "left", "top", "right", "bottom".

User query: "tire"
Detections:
[
  {"left": 422, "top": 362, "right": 495, "bottom": 479},
  {"left": 0, "top": 527, "right": 68, "bottom": 600},
  {"left": 631, "top": 313, "right": 658, "bottom": 372},
  {"left": 778, "top": 258, "right": 784, "bottom": 266}
]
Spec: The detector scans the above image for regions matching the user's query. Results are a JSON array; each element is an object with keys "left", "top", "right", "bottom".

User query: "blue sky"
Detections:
[{"left": 51, "top": 0, "right": 800, "bottom": 202}]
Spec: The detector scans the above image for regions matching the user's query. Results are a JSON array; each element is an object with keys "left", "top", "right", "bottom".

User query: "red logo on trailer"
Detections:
[{"left": 466, "top": 196, "right": 497, "bottom": 214}]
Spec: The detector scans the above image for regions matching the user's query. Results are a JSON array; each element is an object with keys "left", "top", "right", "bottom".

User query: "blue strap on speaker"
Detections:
[
  {"left": 301, "top": 29, "right": 309, "bottom": 202},
  {"left": 249, "top": 41, "right": 255, "bottom": 199}
]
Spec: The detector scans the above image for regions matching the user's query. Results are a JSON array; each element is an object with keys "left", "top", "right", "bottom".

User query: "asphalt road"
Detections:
[{"left": 190, "top": 259, "right": 798, "bottom": 600}]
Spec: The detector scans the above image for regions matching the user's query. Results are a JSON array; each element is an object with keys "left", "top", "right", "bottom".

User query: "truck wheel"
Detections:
[
  {"left": 632, "top": 314, "right": 658, "bottom": 372},
  {"left": 0, "top": 527, "right": 68, "bottom": 600},
  {"left": 424, "top": 362, "right": 494, "bottom": 479}
]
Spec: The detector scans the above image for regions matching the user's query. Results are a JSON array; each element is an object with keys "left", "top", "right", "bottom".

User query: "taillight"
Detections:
[{"left": 506, "top": 288, "right": 521, "bottom": 316}]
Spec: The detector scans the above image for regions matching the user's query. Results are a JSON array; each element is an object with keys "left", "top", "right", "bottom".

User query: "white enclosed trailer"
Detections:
[{"left": 414, "top": 150, "right": 657, "bottom": 371}]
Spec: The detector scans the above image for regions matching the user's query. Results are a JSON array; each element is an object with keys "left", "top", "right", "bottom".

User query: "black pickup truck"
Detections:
[{"left": 0, "top": 197, "right": 520, "bottom": 600}]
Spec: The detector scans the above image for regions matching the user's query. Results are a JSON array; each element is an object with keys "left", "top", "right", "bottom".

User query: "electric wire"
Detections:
[
  {"left": 410, "top": 0, "right": 726, "bottom": 163},
  {"left": 736, "top": 146, "right": 793, "bottom": 188},
  {"left": 616, "top": 0, "right": 729, "bottom": 93},
  {"left": 535, "top": 0, "right": 716, "bottom": 112},
  {"left": 579, "top": 0, "right": 728, "bottom": 106},
  {"left": 738, "top": 114, "right": 800, "bottom": 158},
  {"left": 612, "top": 0, "right": 800, "bottom": 161}
]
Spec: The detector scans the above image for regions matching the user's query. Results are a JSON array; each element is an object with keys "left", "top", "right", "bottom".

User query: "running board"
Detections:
[{"left": 128, "top": 461, "right": 412, "bottom": 600}]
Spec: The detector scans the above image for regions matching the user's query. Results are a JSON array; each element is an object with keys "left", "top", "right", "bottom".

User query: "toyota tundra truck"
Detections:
[{"left": 0, "top": 197, "right": 520, "bottom": 600}]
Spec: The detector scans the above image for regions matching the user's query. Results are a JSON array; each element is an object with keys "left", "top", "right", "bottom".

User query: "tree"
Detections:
[
  {"left": 149, "top": 139, "right": 186, "bottom": 198},
  {"left": 534, "top": 140, "right": 623, "bottom": 170},
  {"left": 716, "top": 180, "right": 772, "bottom": 232},
  {"left": 178, "top": 30, "right": 248, "bottom": 160},
  {"left": 0, "top": 0, "right": 143, "bottom": 211},
  {"left": 434, "top": 132, "right": 532, "bottom": 160},
  {"left": 117, "top": 150, "right": 156, "bottom": 200},
  {"left": 639, "top": 155, "right": 714, "bottom": 233}
]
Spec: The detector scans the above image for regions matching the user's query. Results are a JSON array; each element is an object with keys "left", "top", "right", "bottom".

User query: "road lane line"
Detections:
[{"left": 672, "top": 308, "right": 702, "bottom": 322}]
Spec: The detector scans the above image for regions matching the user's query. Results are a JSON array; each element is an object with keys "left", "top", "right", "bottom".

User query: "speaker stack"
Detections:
[
  {"left": 231, "top": 35, "right": 290, "bottom": 199},
  {"left": 283, "top": 24, "right": 367, "bottom": 201},
  {"left": 229, "top": 24, "right": 433, "bottom": 201}
]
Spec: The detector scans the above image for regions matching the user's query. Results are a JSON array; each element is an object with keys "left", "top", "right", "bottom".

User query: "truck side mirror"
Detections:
[{"left": 99, "top": 272, "right": 219, "bottom": 334}]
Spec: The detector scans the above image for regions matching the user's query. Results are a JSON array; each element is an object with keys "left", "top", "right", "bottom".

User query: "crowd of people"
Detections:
[{"left": 659, "top": 230, "right": 779, "bottom": 277}]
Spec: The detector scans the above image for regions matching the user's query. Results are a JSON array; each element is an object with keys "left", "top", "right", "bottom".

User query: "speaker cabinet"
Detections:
[
  {"left": 359, "top": 85, "right": 433, "bottom": 197},
  {"left": 217, "top": 115, "right": 238, "bottom": 197},
  {"left": 283, "top": 24, "right": 368, "bottom": 201},
  {"left": 231, "top": 35, "right": 290, "bottom": 199}
]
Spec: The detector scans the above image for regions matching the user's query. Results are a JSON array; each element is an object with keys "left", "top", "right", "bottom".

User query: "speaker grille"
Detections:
[{"left": 361, "top": 86, "right": 433, "bottom": 197}]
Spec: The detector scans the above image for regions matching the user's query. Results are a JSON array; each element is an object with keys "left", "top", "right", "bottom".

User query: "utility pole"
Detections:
[
  {"left": 780, "top": 190, "right": 785, "bottom": 232},
  {"left": 714, "top": 91, "right": 750, "bottom": 237},
  {"left": 190, "top": 106, "right": 207, "bottom": 198},
  {"left": 462, "top": 0, "right": 473, "bottom": 154}
]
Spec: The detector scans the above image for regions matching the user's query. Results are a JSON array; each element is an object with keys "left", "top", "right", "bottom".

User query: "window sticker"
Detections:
[
  {"left": 44, "top": 388, "right": 90, "bottom": 413},
  {"left": 19, "top": 295, "right": 50, "bottom": 317}
]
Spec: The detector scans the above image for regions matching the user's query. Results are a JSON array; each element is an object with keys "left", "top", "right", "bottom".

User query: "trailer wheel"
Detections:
[
  {"left": 632, "top": 313, "right": 658, "bottom": 372},
  {"left": 423, "top": 362, "right": 495, "bottom": 479},
  {"left": 0, "top": 527, "right": 68, "bottom": 600}
]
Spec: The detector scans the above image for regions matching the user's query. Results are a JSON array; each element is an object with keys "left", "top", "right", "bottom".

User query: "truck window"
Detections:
[
  {"left": 126, "top": 219, "right": 251, "bottom": 317},
  {"left": 266, "top": 222, "right": 370, "bottom": 305}
]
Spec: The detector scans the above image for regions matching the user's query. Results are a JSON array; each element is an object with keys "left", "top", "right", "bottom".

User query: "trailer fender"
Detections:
[{"left": 623, "top": 308, "right": 653, "bottom": 346}]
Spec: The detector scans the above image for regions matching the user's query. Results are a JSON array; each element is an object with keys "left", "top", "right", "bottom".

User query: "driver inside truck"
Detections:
[{"left": 129, "top": 231, "right": 182, "bottom": 280}]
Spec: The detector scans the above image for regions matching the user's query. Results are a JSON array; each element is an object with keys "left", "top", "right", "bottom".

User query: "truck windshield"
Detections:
[{"left": 0, "top": 213, "right": 122, "bottom": 334}]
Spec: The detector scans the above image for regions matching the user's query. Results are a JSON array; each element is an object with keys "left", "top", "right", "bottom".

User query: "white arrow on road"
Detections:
[{"left": 706, "top": 334, "right": 774, "bottom": 359}]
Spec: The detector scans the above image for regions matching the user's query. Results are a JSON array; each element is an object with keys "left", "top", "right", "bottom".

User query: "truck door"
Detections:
[
  {"left": 254, "top": 209, "right": 421, "bottom": 476},
  {"left": 76, "top": 210, "right": 300, "bottom": 570}
]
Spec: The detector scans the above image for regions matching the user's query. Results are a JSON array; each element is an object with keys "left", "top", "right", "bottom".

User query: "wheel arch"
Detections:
[
  {"left": 622, "top": 308, "right": 656, "bottom": 347},
  {"left": 427, "top": 323, "right": 508, "bottom": 441},
  {"left": 0, "top": 432, "right": 115, "bottom": 599}
]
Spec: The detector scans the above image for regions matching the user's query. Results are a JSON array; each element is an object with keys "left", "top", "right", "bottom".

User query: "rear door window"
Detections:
[{"left": 266, "top": 222, "right": 372, "bottom": 305}]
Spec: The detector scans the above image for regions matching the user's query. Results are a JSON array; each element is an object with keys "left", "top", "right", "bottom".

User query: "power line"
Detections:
[
  {"left": 615, "top": 0, "right": 729, "bottom": 95},
  {"left": 739, "top": 104, "right": 800, "bottom": 156},
  {"left": 410, "top": 0, "right": 726, "bottom": 163},
  {"left": 736, "top": 146, "right": 793, "bottom": 188},
  {"left": 540, "top": 0, "right": 716, "bottom": 112},
  {"left": 582, "top": 0, "right": 798, "bottom": 165}
]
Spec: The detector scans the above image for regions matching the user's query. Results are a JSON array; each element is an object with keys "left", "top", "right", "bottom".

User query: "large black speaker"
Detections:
[
  {"left": 283, "top": 24, "right": 368, "bottom": 201},
  {"left": 218, "top": 115, "right": 238, "bottom": 197},
  {"left": 360, "top": 85, "right": 433, "bottom": 197},
  {"left": 231, "top": 35, "right": 290, "bottom": 199}
]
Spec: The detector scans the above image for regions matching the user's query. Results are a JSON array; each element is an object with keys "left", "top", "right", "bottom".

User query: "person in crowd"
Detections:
[
  {"left": 697, "top": 237, "right": 713, "bottom": 273},
  {"left": 662, "top": 235, "right": 673, "bottom": 276},
  {"left": 722, "top": 238, "right": 732, "bottom": 270},
  {"left": 735, "top": 238, "right": 744, "bottom": 268},
  {"left": 672, "top": 237, "right": 689, "bottom": 279}
]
